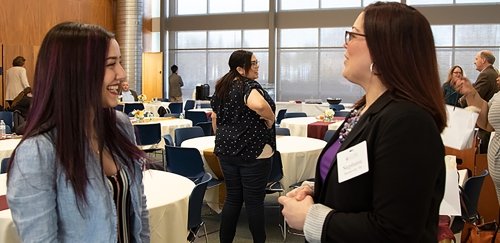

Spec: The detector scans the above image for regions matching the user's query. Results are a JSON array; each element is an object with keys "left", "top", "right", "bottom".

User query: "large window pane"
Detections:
[
  {"left": 320, "top": 28, "right": 347, "bottom": 47},
  {"left": 455, "top": 24, "right": 500, "bottom": 46},
  {"left": 152, "top": 0, "right": 160, "bottom": 17},
  {"left": 243, "top": 30, "right": 269, "bottom": 48},
  {"left": 321, "top": 0, "right": 361, "bottom": 8},
  {"left": 280, "top": 0, "right": 319, "bottom": 10},
  {"left": 151, "top": 32, "right": 160, "bottom": 52},
  {"left": 177, "top": 31, "right": 207, "bottom": 48},
  {"left": 244, "top": 0, "right": 269, "bottom": 12},
  {"left": 319, "top": 50, "right": 363, "bottom": 102},
  {"left": 432, "top": 25, "right": 453, "bottom": 47},
  {"left": 454, "top": 49, "right": 482, "bottom": 82},
  {"left": 208, "top": 30, "right": 241, "bottom": 48},
  {"left": 209, "top": 0, "right": 242, "bottom": 13},
  {"left": 177, "top": 0, "right": 207, "bottom": 15},
  {"left": 436, "top": 48, "right": 453, "bottom": 83},
  {"left": 172, "top": 50, "right": 208, "bottom": 99},
  {"left": 363, "top": 0, "right": 399, "bottom": 6},
  {"left": 280, "top": 29, "right": 319, "bottom": 47},
  {"left": 278, "top": 50, "right": 319, "bottom": 101}
]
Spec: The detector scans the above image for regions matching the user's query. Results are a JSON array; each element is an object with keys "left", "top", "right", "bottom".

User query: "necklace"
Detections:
[{"left": 339, "top": 107, "right": 363, "bottom": 143}]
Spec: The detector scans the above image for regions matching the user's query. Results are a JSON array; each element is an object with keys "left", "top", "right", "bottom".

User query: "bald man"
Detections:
[
  {"left": 120, "top": 81, "right": 138, "bottom": 102},
  {"left": 460, "top": 50, "right": 499, "bottom": 153}
]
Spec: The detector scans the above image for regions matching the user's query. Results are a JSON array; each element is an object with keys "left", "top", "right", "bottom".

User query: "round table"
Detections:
[
  {"left": 143, "top": 102, "right": 171, "bottom": 116},
  {"left": 280, "top": 117, "right": 342, "bottom": 137},
  {"left": 0, "top": 138, "right": 22, "bottom": 160},
  {"left": 0, "top": 170, "right": 195, "bottom": 243},
  {"left": 181, "top": 135, "right": 327, "bottom": 212}
]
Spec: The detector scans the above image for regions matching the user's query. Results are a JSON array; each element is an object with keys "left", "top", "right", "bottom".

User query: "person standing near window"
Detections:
[
  {"left": 169, "top": 65, "right": 184, "bottom": 102},
  {"left": 7, "top": 22, "right": 150, "bottom": 242},
  {"left": 211, "top": 50, "right": 276, "bottom": 243},
  {"left": 5, "top": 56, "right": 30, "bottom": 107},
  {"left": 279, "top": 2, "right": 447, "bottom": 242}
]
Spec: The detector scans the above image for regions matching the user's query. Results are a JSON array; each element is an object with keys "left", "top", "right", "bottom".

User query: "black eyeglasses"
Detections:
[{"left": 345, "top": 31, "right": 366, "bottom": 45}]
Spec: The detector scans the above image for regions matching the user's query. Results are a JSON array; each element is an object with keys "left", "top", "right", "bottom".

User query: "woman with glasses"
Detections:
[
  {"left": 211, "top": 50, "right": 275, "bottom": 243},
  {"left": 443, "top": 65, "right": 464, "bottom": 106},
  {"left": 279, "top": 2, "right": 446, "bottom": 242}
]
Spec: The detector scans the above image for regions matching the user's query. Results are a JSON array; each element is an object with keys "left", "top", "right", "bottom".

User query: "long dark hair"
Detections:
[
  {"left": 214, "top": 50, "right": 253, "bottom": 99},
  {"left": 361, "top": 2, "right": 446, "bottom": 132},
  {"left": 8, "top": 22, "right": 145, "bottom": 203},
  {"left": 445, "top": 65, "right": 463, "bottom": 83}
]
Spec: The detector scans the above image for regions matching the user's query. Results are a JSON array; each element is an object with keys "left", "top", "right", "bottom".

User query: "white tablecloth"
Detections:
[
  {"left": 280, "top": 117, "right": 342, "bottom": 137},
  {"left": 0, "top": 138, "right": 22, "bottom": 160},
  {"left": 275, "top": 102, "right": 332, "bottom": 117},
  {"left": 0, "top": 170, "right": 194, "bottom": 243},
  {"left": 143, "top": 102, "right": 171, "bottom": 116},
  {"left": 181, "top": 136, "right": 326, "bottom": 211}
]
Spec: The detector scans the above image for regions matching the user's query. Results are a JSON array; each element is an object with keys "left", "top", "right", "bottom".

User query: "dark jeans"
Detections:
[{"left": 218, "top": 155, "right": 272, "bottom": 243}]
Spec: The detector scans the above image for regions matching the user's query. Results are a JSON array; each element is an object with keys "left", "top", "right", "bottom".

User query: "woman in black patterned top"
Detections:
[{"left": 211, "top": 50, "right": 276, "bottom": 243}]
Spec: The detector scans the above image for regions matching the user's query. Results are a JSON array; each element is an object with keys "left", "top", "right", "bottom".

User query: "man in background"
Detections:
[
  {"left": 169, "top": 65, "right": 184, "bottom": 102},
  {"left": 120, "top": 81, "right": 138, "bottom": 102},
  {"left": 460, "top": 50, "right": 498, "bottom": 153}
]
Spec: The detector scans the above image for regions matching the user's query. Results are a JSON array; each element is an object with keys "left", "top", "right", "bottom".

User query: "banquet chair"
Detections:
[
  {"left": 275, "top": 127, "right": 291, "bottom": 136},
  {"left": 334, "top": 110, "right": 350, "bottom": 117},
  {"left": 174, "top": 126, "right": 205, "bottom": 146},
  {"left": 13, "top": 110, "right": 26, "bottom": 134},
  {"left": 265, "top": 151, "right": 287, "bottom": 240},
  {"left": 185, "top": 111, "right": 208, "bottom": 127},
  {"left": 284, "top": 112, "right": 307, "bottom": 119},
  {"left": 165, "top": 146, "right": 223, "bottom": 191},
  {"left": 184, "top": 100, "right": 195, "bottom": 112},
  {"left": 200, "top": 103, "right": 211, "bottom": 108},
  {"left": 114, "top": 104, "right": 124, "bottom": 113},
  {"left": 124, "top": 103, "right": 145, "bottom": 116},
  {"left": 196, "top": 121, "right": 213, "bottom": 136},
  {"left": 187, "top": 173, "right": 211, "bottom": 243},
  {"left": 329, "top": 104, "right": 345, "bottom": 111},
  {"left": 134, "top": 123, "right": 163, "bottom": 165},
  {"left": 163, "top": 134, "right": 174, "bottom": 146},
  {"left": 323, "top": 130, "right": 336, "bottom": 142},
  {"left": 157, "top": 106, "right": 168, "bottom": 117},
  {"left": 276, "top": 109, "right": 287, "bottom": 127},
  {"left": 450, "top": 169, "right": 489, "bottom": 234},
  {"left": 1, "top": 158, "right": 9, "bottom": 174},
  {"left": 168, "top": 102, "right": 183, "bottom": 114}
]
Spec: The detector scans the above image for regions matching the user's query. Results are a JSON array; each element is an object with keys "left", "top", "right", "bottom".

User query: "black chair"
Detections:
[
  {"left": 169, "top": 102, "right": 183, "bottom": 114},
  {"left": 174, "top": 126, "right": 205, "bottom": 146},
  {"left": 124, "top": 103, "right": 145, "bottom": 116},
  {"left": 265, "top": 151, "right": 286, "bottom": 239},
  {"left": 329, "top": 104, "right": 345, "bottom": 111},
  {"left": 1, "top": 158, "right": 9, "bottom": 174},
  {"left": 114, "top": 104, "right": 124, "bottom": 112},
  {"left": 13, "top": 110, "right": 26, "bottom": 134},
  {"left": 185, "top": 111, "right": 208, "bottom": 127},
  {"left": 450, "top": 170, "right": 489, "bottom": 234},
  {"left": 196, "top": 121, "right": 213, "bottom": 136},
  {"left": 200, "top": 103, "right": 211, "bottom": 108},
  {"left": 284, "top": 112, "right": 307, "bottom": 119},
  {"left": 275, "top": 127, "right": 291, "bottom": 136},
  {"left": 163, "top": 134, "right": 174, "bottom": 146},
  {"left": 165, "top": 146, "right": 206, "bottom": 181},
  {"left": 184, "top": 100, "right": 195, "bottom": 112},
  {"left": 187, "top": 173, "right": 211, "bottom": 243},
  {"left": 323, "top": 130, "right": 336, "bottom": 142},
  {"left": 157, "top": 106, "right": 168, "bottom": 117},
  {"left": 276, "top": 109, "right": 287, "bottom": 127},
  {"left": 334, "top": 110, "right": 351, "bottom": 117},
  {"left": 134, "top": 123, "right": 163, "bottom": 164}
]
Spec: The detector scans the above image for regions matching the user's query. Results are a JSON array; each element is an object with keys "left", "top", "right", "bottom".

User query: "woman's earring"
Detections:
[{"left": 370, "top": 63, "right": 374, "bottom": 73}]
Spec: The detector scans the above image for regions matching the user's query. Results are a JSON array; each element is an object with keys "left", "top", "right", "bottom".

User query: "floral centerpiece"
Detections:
[
  {"left": 321, "top": 108, "right": 335, "bottom": 122},
  {"left": 137, "top": 94, "right": 147, "bottom": 103},
  {"left": 131, "top": 109, "right": 145, "bottom": 121}
]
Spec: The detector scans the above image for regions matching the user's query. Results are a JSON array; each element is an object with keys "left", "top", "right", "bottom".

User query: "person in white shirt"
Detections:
[
  {"left": 120, "top": 81, "right": 138, "bottom": 102},
  {"left": 5, "top": 56, "right": 30, "bottom": 106}
]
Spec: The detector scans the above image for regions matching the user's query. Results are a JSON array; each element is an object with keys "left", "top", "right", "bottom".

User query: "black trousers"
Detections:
[{"left": 218, "top": 155, "right": 272, "bottom": 243}]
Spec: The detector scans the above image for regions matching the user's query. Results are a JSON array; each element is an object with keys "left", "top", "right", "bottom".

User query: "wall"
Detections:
[{"left": 0, "top": 0, "right": 115, "bottom": 106}]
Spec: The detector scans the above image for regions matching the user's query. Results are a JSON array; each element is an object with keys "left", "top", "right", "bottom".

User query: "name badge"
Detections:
[{"left": 337, "top": 141, "right": 369, "bottom": 183}]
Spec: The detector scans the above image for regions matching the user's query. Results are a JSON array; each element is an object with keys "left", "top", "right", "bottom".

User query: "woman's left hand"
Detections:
[{"left": 278, "top": 195, "right": 314, "bottom": 230}]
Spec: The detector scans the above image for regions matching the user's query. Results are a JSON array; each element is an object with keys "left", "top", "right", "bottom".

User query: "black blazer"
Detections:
[{"left": 314, "top": 92, "right": 445, "bottom": 242}]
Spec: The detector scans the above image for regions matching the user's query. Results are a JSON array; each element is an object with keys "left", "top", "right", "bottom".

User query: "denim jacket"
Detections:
[{"left": 7, "top": 111, "right": 150, "bottom": 242}]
